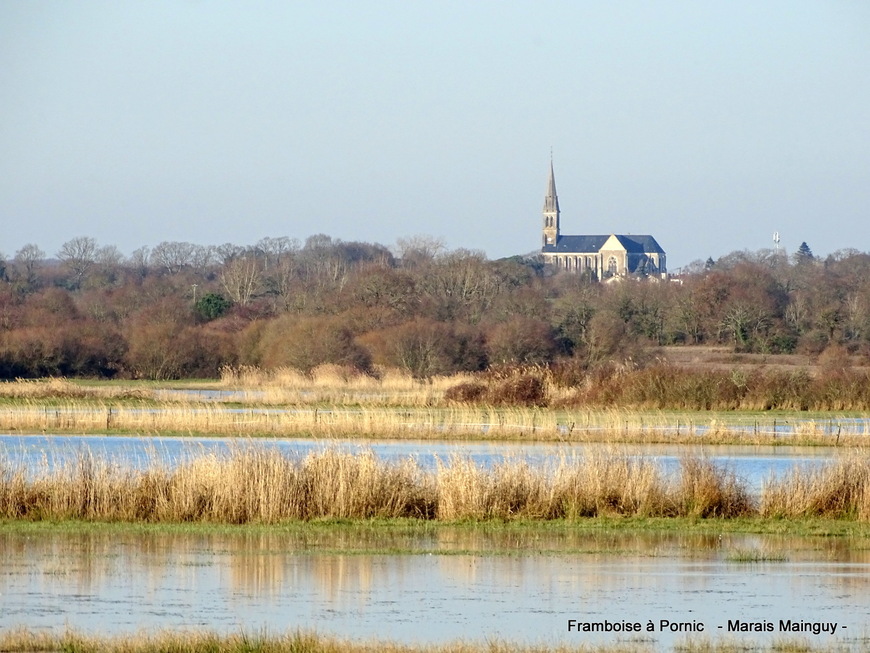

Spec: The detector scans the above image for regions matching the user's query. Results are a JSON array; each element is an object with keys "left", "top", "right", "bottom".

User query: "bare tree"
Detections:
[
  {"left": 256, "top": 236, "right": 298, "bottom": 271},
  {"left": 129, "top": 247, "right": 150, "bottom": 266},
  {"left": 96, "top": 245, "right": 123, "bottom": 266},
  {"left": 151, "top": 241, "right": 196, "bottom": 274},
  {"left": 14, "top": 243, "right": 45, "bottom": 287},
  {"left": 267, "top": 255, "right": 301, "bottom": 310},
  {"left": 418, "top": 249, "right": 497, "bottom": 322},
  {"left": 394, "top": 235, "right": 445, "bottom": 267},
  {"left": 220, "top": 257, "right": 261, "bottom": 305},
  {"left": 57, "top": 236, "right": 98, "bottom": 288},
  {"left": 190, "top": 245, "right": 216, "bottom": 272},
  {"left": 215, "top": 242, "right": 246, "bottom": 265}
]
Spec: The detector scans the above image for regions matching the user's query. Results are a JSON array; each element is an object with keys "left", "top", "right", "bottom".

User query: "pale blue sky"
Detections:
[{"left": 2, "top": 1, "right": 869, "bottom": 268}]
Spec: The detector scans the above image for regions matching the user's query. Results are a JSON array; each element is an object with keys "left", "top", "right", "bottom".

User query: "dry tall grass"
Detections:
[
  {"left": 1, "top": 399, "right": 865, "bottom": 446},
  {"left": 437, "top": 452, "right": 677, "bottom": 520},
  {"left": 2, "top": 447, "right": 869, "bottom": 523},
  {"left": 3, "top": 372, "right": 869, "bottom": 446},
  {"left": 0, "top": 447, "right": 435, "bottom": 523},
  {"left": 220, "top": 364, "right": 476, "bottom": 406},
  {"left": 6, "top": 364, "right": 870, "bottom": 415},
  {"left": 0, "top": 377, "right": 155, "bottom": 400},
  {"left": 678, "top": 458, "right": 753, "bottom": 518},
  {"left": 761, "top": 452, "right": 870, "bottom": 520}
]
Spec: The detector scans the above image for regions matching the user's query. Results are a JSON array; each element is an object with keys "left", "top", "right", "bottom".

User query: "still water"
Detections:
[
  {"left": 1, "top": 528, "right": 868, "bottom": 648},
  {"left": 0, "top": 434, "right": 844, "bottom": 490},
  {"left": 1, "top": 435, "right": 868, "bottom": 648}
]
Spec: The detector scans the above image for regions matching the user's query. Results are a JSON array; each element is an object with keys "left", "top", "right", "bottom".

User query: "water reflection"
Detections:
[{"left": 1, "top": 528, "right": 868, "bottom": 646}]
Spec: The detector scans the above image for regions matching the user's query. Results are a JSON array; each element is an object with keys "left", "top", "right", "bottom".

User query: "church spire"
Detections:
[{"left": 542, "top": 156, "right": 560, "bottom": 247}]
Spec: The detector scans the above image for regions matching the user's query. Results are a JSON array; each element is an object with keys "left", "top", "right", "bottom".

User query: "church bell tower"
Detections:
[{"left": 542, "top": 159, "right": 560, "bottom": 247}]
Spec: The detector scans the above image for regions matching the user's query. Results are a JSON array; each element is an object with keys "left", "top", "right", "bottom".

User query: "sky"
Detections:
[{"left": 1, "top": 1, "right": 869, "bottom": 269}]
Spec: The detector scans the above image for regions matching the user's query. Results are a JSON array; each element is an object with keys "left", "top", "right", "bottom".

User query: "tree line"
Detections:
[{"left": 0, "top": 235, "right": 867, "bottom": 380}]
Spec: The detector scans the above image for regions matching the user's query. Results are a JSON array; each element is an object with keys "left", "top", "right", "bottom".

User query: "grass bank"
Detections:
[
  {"left": 4, "top": 515, "right": 870, "bottom": 544},
  {"left": 2, "top": 447, "right": 869, "bottom": 524},
  {"left": 0, "top": 376, "right": 867, "bottom": 445},
  {"left": 0, "top": 629, "right": 865, "bottom": 653},
  {"left": 220, "top": 364, "right": 870, "bottom": 413}
]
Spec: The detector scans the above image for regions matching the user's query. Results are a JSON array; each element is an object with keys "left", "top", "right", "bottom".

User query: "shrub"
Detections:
[
  {"left": 678, "top": 457, "right": 753, "bottom": 518},
  {"left": 195, "top": 293, "right": 232, "bottom": 321},
  {"left": 486, "top": 373, "right": 546, "bottom": 406},
  {"left": 443, "top": 382, "right": 487, "bottom": 403},
  {"left": 256, "top": 314, "right": 372, "bottom": 374}
]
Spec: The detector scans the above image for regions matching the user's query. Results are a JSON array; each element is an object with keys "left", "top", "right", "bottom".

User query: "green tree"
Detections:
[
  {"left": 795, "top": 242, "right": 814, "bottom": 264},
  {"left": 195, "top": 293, "right": 232, "bottom": 321}
]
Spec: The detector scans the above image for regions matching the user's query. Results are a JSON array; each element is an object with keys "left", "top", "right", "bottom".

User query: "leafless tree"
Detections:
[
  {"left": 418, "top": 248, "right": 498, "bottom": 322},
  {"left": 215, "top": 242, "right": 246, "bottom": 265},
  {"left": 14, "top": 243, "right": 45, "bottom": 286},
  {"left": 128, "top": 247, "right": 151, "bottom": 279},
  {"left": 220, "top": 257, "right": 261, "bottom": 305},
  {"left": 57, "top": 236, "right": 98, "bottom": 288},
  {"left": 96, "top": 245, "right": 123, "bottom": 266},
  {"left": 394, "top": 235, "right": 445, "bottom": 267},
  {"left": 190, "top": 244, "right": 216, "bottom": 272},
  {"left": 267, "top": 256, "right": 301, "bottom": 310},
  {"left": 151, "top": 241, "right": 196, "bottom": 274},
  {"left": 256, "top": 236, "right": 298, "bottom": 271}
]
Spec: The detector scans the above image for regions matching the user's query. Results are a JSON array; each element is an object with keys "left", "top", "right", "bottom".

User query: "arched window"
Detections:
[{"left": 607, "top": 256, "right": 618, "bottom": 276}]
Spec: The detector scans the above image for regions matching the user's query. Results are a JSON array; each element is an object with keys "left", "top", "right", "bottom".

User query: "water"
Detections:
[
  {"left": 1, "top": 528, "right": 867, "bottom": 648},
  {"left": 0, "top": 435, "right": 841, "bottom": 491},
  {"left": 1, "top": 434, "right": 868, "bottom": 649}
]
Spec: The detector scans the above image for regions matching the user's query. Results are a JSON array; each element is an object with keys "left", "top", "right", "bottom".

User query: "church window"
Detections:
[{"left": 607, "top": 256, "right": 618, "bottom": 276}]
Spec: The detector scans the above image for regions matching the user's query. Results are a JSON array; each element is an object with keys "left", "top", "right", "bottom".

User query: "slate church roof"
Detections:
[{"left": 543, "top": 234, "right": 665, "bottom": 254}]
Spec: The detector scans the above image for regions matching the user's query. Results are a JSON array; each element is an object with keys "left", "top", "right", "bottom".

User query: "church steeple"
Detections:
[{"left": 542, "top": 157, "right": 560, "bottom": 247}]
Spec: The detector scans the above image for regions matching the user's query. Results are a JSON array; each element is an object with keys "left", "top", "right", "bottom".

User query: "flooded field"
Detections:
[
  {"left": 1, "top": 527, "right": 868, "bottom": 649},
  {"left": 0, "top": 434, "right": 843, "bottom": 490},
  {"left": 2, "top": 434, "right": 869, "bottom": 649}
]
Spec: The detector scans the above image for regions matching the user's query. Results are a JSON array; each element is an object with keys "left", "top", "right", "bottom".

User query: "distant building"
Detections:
[{"left": 540, "top": 161, "right": 667, "bottom": 280}]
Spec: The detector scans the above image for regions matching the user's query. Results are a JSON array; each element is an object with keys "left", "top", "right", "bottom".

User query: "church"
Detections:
[{"left": 540, "top": 161, "right": 667, "bottom": 280}]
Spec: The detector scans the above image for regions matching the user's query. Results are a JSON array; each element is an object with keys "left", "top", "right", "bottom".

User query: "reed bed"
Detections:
[
  {"left": 0, "top": 629, "right": 858, "bottom": 653},
  {"left": 2, "top": 447, "right": 869, "bottom": 523},
  {"left": 0, "top": 377, "right": 156, "bottom": 401},
  {"left": 222, "top": 364, "right": 870, "bottom": 412},
  {"left": 7, "top": 365, "right": 870, "bottom": 417},
  {"left": 1, "top": 374, "right": 868, "bottom": 446},
  {"left": 761, "top": 454, "right": 870, "bottom": 520},
  {"left": 0, "top": 400, "right": 866, "bottom": 445},
  {"left": 220, "top": 364, "right": 475, "bottom": 406}
]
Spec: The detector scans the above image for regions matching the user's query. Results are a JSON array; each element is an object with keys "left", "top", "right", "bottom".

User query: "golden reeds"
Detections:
[
  {"left": 6, "top": 364, "right": 870, "bottom": 416},
  {"left": 0, "top": 400, "right": 866, "bottom": 446},
  {"left": 0, "top": 377, "right": 156, "bottom": 401},
  {"left": 219, "top": 364, "right": 476, "bottom": 407},
  {"left": 2, "top": 447, "right": 869, "bottom": 524},
  {"left": 1, "top": 373, "right": 868, "bottom": 446},
  {"left": 761, "top": 453, "right": 870, "bottom": 520}
]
